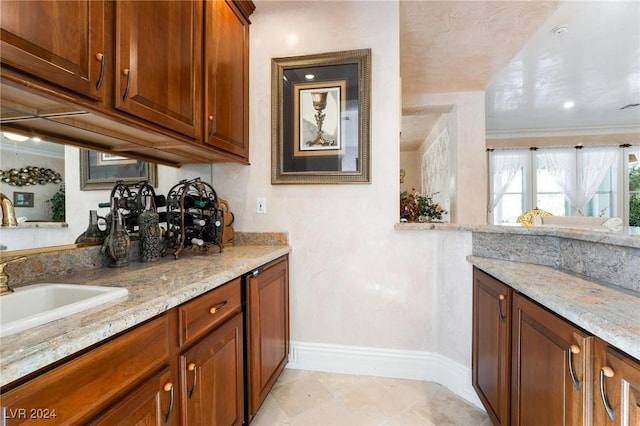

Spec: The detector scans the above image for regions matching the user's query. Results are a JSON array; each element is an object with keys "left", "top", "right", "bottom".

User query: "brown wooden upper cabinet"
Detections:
[
  {"left": 203, "top": 0, "right": 251, "bottom": 161},
  {"left": 0, "top": 0, "right": 254, "bottom": 165},
  {"left": 0, "top": 0, "right": 106, "bottom": 101},
  {"left": 115, "top": 0, "right": 203, "bottom": 139}
]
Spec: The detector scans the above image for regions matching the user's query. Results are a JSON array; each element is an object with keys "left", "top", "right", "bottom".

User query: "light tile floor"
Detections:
[{"left": 251, "top": 369, "right": 491, "bottom": 426}]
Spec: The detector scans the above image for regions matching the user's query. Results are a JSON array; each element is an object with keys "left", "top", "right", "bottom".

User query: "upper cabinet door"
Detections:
[
  {"left": 115, "top": 0, "right": 202, "bottom": 139},
  {"left": 0, "top": 0, "right": 106, "bottom": 100},
  {"left": 203, "top": 0, "right": 250, "bottom": 161}
]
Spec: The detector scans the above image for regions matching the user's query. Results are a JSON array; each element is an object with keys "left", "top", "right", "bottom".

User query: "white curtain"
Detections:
[
  {"left": 538, "top": 146, "right": 618, "bottom": 213},
  {"left": 488, "top": 149, "right": 528, "bottom": 217}
]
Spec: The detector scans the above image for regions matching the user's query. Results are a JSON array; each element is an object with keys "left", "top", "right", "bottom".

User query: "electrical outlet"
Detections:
[{"left": 256, "top": 197, "right": 266, "bottom": 214}]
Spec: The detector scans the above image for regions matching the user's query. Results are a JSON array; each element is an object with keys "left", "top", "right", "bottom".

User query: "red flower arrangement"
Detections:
[{"left": 400, "top": 189, "right": 447, "bottom": 222}]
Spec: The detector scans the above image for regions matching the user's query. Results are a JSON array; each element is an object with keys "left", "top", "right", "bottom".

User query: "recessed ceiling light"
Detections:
[
  {"left": 551, "top": 25, "right": 568, "bottom": 37},
  {"left": 305, "top": 74, "right": 315, "bottom": 81},
  {"left": 563, "top": 101, "right": 575, "bottom": 109}
]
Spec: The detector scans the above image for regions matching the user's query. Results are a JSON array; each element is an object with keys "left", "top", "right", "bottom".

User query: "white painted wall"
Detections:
[
  {"left": 1, "top": 0, "right": 485, "bottom": 406},
  {"left": 210, "top": 0, "right": 482, "bottom": 406}
]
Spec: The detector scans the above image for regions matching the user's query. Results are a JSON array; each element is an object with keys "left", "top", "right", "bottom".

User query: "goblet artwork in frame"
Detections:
[
  {"left": 271, "top": 48, "right": 371, "bottom": 184},
  {"left": 295, "top": 82, "right": 344, "bottom": 157}
]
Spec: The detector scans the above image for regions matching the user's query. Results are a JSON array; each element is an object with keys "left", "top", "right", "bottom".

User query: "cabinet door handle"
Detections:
[
  {"left": 498, "top": 294, "right": 507, "bottom": 321},
  {"left": 209, "top": 301, "right": 227, "bottom": 315},
  {"left": 95, "top": 53, "right": 105, "bottom": 90},
  {"left": 599, "top": 366, "right": 615, "bottom": 421},
  {"left": 122, "top": 68, "right": 131, "bottom": 101},
  {"left": 208, "top": 115, "right": 216, "bottom": 139},
  {"left": 187, "top": 362, "right": 198, "bottom": 398},
  {"left": 567, "top": 344, "right": 581, "bottom": 390},
  {"left": 163, "top": 382, "right": 174, "bottom": 423}
]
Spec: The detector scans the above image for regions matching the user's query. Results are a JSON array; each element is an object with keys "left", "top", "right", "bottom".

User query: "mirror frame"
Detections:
[{"left": 79, "top": 149, "right": 158, "bottom": 190}]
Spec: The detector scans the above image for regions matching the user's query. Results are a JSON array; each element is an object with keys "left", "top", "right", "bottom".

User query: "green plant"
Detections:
[
  {"left": 630, "top": 194, "right": 640, "bottom": 227},
  {"left": 46, "top": 185, "right": 66, "bottom": 221},
  {"left": 629, "top": 165, "right": 640, "bottom": 227}
]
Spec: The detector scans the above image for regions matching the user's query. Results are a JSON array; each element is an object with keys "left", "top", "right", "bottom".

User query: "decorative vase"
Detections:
[
  {"left": 103, "top": 199, "right": 131, "bottom": 267},
  {"left": 75, "top": 210, "right": 107, "bottom": 245},
  {"left": 139, "top": 198, "right": 161, "bottom": 262}
]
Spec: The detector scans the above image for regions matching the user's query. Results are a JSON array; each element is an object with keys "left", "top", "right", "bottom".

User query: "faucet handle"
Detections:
[
  {"left": 0, "top": 256, "right": 27, "bottom": 271},
  {"left": 0, "top": 256, "right": 26, "bottom": 295}
]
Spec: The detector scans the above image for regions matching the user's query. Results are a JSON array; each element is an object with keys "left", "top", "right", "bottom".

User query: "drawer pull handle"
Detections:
[
  {"left": 209, "top": 301, "right": 227, "bottom": 315},
  {"left": 122, "top": 68, "right": 131, "bottom": 101},
  {"left": 187, "top": 362, "right": 198, "bottom": 398},
  {"left": 498, "top": 294, "right": 507, "bottom": 321},
  {"left": 599, "top": 366, "right": 615, "bottom": 421},
  {"left": 163, "top": 382, "right": 174, "bottom": 423},
  {"left": 567, "top": 344, "right": 581, "bottom": 390},
  {"left": 208, "top": 115, "right": 216, "bottom": 139},
  {"left": 95, "top": 53, "right": 105, "bottom": 90}
]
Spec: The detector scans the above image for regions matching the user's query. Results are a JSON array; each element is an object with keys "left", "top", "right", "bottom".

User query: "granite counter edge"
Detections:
[
  {"left": 467, "top": 255, "right": 640, "bottom": 361},
  {"left": 0, "top": 245, "right": 291, "bottom": 388}
]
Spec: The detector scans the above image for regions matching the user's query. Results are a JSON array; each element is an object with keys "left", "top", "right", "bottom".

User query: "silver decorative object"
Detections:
[
  {"left": 307, "top": 92, "right": 335, "bottom": 146},
  {"left": 103, "top": 198, "right": 131, "bottom": 267},
  {"left": 139, "top": 197, "right": 161, "bottom": 262}
]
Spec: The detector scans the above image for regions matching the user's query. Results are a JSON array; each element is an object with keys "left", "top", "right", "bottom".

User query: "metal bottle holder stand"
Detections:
[
  {"left": 165, "top": 177, "right": 224, "bottom": 259},
  {"left": 101, "top": 180, "right": 164, "bottom": 235}
]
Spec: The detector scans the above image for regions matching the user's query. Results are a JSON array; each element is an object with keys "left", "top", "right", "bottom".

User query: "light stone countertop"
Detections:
[
  {"left": 467, "top": 255, "right": 640, "bottom": 360},
  {"left": 0, "top": 245, "right": 290, "bottom": 388}
]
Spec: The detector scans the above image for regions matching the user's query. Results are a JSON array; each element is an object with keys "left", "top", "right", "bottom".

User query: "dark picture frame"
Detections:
[
  {"left": 13, "top": 191, "right": 34, "bottom": 207},
  {"left": 271, "top": 49, "right": 371, "bottom": 184},
  {"left": 79, "top": 149, "right": 158, "bottom": 190}
]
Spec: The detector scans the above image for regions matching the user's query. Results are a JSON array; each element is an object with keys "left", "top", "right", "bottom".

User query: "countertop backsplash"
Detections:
[{"left": 471, "top": 229, "right": 640, "bottom": 294}]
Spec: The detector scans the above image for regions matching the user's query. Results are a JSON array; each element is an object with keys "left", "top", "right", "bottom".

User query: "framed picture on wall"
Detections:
[
  {"left": 79, "top": 149, "right": 158, "bottom": 190},
  {"left": 271, "top": 48, "right": 371, "bottom": 184},
  {"left": 13, "top": 191, "right": 34, "bottom": 207}
]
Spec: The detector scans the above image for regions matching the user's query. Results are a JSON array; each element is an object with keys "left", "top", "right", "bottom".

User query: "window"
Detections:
[
  {"left": 629, "top": 147, "right": 640, "bottom": 227},
  {"left": 489, "top": 145, "right": 637, "bottom": 226}
]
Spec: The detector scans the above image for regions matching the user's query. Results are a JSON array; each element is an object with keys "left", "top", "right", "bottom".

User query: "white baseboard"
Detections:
[{"left": 286, "top": 341, "right": 483, "bottom": 410}]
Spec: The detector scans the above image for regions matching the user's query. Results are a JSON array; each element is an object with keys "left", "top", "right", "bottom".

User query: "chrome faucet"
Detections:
[
  {"left": 0, "top": 256, "right": 27, "bottom": 295},
  {"left": 0, "top": 193, "right": 18, "bottom": 227}
]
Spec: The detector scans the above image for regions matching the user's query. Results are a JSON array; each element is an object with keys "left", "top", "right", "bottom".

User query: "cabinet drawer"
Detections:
[
  {"left": 0, "top": 314, "right": 169, "bottom": 425},
  {"left": 179, "top": 278, "right": 241, "bottom": 347}
]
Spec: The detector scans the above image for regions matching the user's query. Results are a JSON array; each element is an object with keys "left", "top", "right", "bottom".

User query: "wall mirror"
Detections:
[
  {"left": 79, "top": 149, "right": 157, "bottom": 191},
  {"left": 0, "top": 133, "right": 65, "bottom": 223}
]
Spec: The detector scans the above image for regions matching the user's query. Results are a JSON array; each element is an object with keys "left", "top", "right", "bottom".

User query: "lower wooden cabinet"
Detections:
[
  {"left": 0, "top": 314, "right": 171, "bottom": 425},
  {"left": 0, "top": 257, "right": 290, "bottom": 425},
  {"left": 512, "top": 293, "right": 592, "bottom": 426},
  {"left": 180, "top": 312, "right": 244, "bottom": 425},
  {"left": 246, "top": 255, "right": 290, "bottom": 419},
  {"left": 90, "top": 368, "right": 176, "bottom": 425},
  {"left": 473, "top": 268, "right": 512, "bottom": 426},
  {"left": 472, "top": 266, "right": 639, "bottom": 426},
  {"left": 593, "top": 339, "right": 640, "bottom": 425}
]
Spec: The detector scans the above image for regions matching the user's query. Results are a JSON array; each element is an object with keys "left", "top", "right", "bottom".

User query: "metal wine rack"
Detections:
[
  {"left": 103, "top": 180, "right": 163, "bottom": 235},
  {"left": 164, "top": 177, "right": 224, "bottom": 259}
]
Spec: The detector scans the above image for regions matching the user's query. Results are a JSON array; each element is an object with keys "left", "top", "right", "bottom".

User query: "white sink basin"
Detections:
[{"left": 0, "top": 283, "right": 128, "bottom": 337}]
